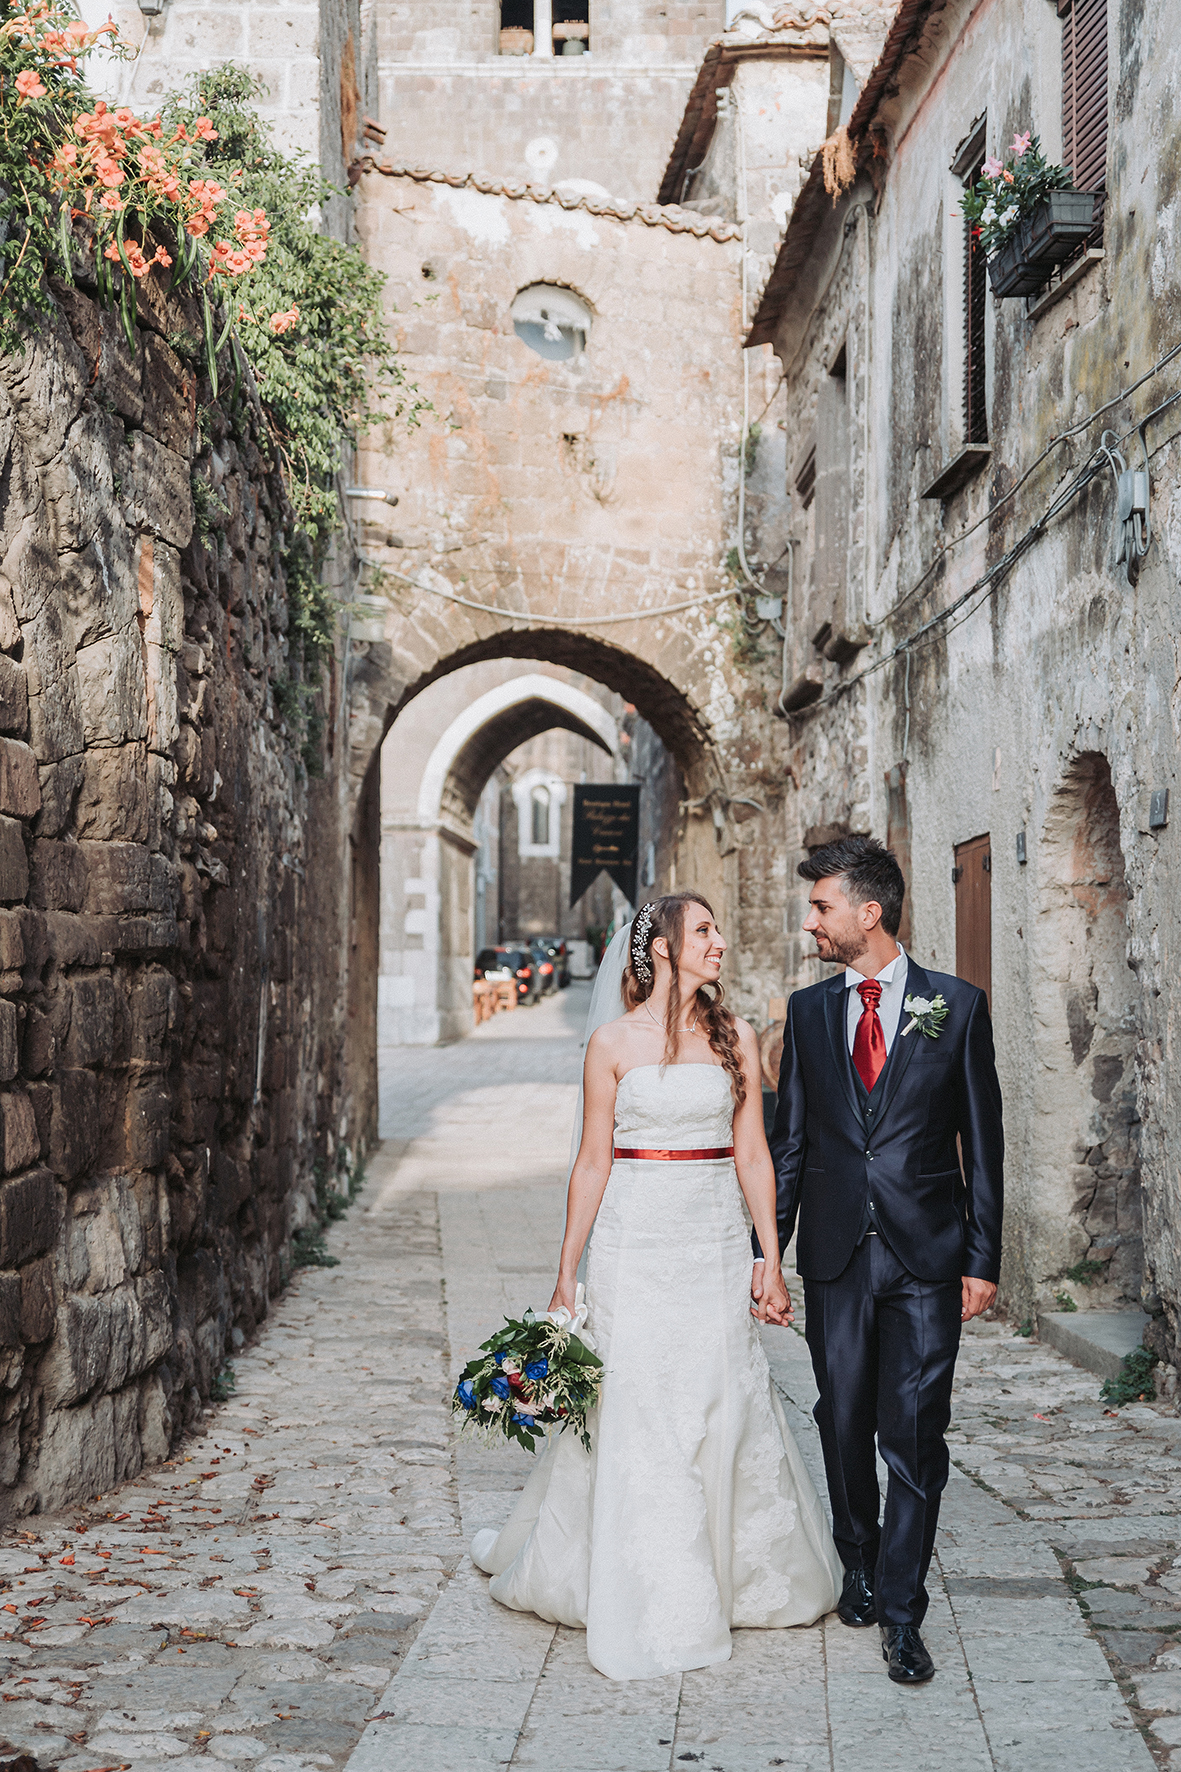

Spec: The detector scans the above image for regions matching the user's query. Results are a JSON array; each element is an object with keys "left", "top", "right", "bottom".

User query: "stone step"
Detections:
[{"left": 1038, "top": 1308, "right": 1150, "bottom": 1381}]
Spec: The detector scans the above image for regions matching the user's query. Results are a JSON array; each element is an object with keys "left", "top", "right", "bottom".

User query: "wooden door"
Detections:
[{"left": 954, "top": 832, "right": 992, "bottom": 1006}]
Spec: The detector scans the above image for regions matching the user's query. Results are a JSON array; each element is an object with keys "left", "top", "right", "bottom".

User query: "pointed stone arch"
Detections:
[
  {"left": 1023, "top": 751, "right": 1143, "bottom": 1311},
  {"left": 417, "top": 673, "right": 618, "bottom": 835}
]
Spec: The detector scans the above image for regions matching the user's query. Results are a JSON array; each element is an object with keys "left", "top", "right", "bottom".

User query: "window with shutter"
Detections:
[
  {"left": 1061, "top": 0, "right": 1108, "bottom": 243},
  {"left": 963, "top": 148, "right": 988, "bottom": 445}
]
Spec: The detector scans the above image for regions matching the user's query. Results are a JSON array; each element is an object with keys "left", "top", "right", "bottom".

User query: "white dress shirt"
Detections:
[{"left": 844, "top": 945, "right": 908, "bottom": 1056}]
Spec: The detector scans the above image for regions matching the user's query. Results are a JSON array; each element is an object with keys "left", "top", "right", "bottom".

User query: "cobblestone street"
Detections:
[{"left": 1, "top": 986, "right": 1178, "bottom": 1771}]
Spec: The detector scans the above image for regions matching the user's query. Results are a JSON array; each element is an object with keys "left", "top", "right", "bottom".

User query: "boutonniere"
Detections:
[{"left": 901, "top": 993, "right": 949, "bottom": 1039}]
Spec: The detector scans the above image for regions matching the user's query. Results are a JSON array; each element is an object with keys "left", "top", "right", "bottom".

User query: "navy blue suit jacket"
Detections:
[{"left": 756, "top": 960, "right": 1004, "bottom": 1285}]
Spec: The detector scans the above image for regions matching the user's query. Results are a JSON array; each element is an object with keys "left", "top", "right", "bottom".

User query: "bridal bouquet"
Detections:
[{"left": 451, "top": 1287, "right": 603, "bottom": 1453}]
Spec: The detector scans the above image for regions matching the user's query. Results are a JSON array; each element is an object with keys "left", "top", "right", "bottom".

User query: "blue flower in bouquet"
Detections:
[
  {"left": 524, "top": 1358, "right": 549, "bottom": 1381},
  {"left": 512, "top": 1411, "right": 536, "bottom": 1427},
  {"left": 490, "top": 1374, "right": 512, "bottom": 1400},
  {"left": 456, "top": 1378, "right": 477, "bottom": 1411},
  {"left": 493, "top": 1351, "right": 507, "bottom": 1365}
]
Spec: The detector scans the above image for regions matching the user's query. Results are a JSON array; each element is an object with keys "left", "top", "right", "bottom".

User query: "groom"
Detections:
[{"left": 753, "top": 834, "right": 1003, "bottom": 1684}]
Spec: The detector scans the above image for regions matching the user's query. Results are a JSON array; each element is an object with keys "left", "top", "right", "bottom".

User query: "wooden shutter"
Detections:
[
  {"left": 963, "top": 151, "right": 988, "bottom": 445},
  {"left": 1062, "top": 0, "right": 1108, "bottom": 235},
  {"left": 954, "top": 833, "right": 992, "bottom": 1005}
]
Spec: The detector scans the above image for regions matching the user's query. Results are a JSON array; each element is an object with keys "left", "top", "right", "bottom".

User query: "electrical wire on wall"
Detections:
[
  {"left": 790, "top": 366, "right": 1181, "bottom": 720},
  {"left": 866, "top": 337, "right": 1181, "bottom": 636},
  {"left": 355, "top": 564, "right": 741, "bottom": 627}
]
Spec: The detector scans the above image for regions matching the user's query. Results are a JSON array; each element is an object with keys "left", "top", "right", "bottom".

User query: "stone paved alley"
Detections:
[{"left": 0, "top": 986, "right": 1179, "bottom": 1771}]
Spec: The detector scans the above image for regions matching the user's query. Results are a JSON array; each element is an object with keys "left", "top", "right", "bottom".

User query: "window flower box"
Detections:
[{"left": 987, "top": 190, "right": 1097, "bottom": 297}]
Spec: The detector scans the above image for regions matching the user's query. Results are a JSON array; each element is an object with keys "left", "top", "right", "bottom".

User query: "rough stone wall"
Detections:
[
  {"left": 627, "top": 710, "right": 685, "bottom": 907},
  {"left": 764, "top": 0, "right": 1181, "bottom": 1351},
  {"left": 0, "top": 270, "right": 350, "bottom": 1518}
]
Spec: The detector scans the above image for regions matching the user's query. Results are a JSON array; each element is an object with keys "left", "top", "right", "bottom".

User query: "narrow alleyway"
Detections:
[{"left": 0, "top": 989, "right": 1177, "bottom": 1771}]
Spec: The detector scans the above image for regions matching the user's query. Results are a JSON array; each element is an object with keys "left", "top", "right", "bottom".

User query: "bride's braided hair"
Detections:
[{"left": 623, "top": 892, "right": 746, "bottom": 1106}]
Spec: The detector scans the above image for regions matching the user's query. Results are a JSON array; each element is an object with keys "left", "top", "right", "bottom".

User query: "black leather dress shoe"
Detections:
[
  {"left": 880, "top": 1624, "right": 935, "bottom": 1683},
  {"left": 837, "top": 1566, "right": 876, "bottom": 1626}
]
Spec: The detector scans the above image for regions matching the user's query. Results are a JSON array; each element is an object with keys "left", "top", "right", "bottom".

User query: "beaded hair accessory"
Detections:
[{"left": 631, "top": 902, "right": 655, "bottom": 984}]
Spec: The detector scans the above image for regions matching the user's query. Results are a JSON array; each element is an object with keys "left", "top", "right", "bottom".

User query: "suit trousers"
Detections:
[{"left": 803, "top": 1232, "right": 962, "bottom": 1627}]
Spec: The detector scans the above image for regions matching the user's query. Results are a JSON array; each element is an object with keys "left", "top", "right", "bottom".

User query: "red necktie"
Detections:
[{"left": 852, "top": 978, "right": 886, "bottom": 1092}]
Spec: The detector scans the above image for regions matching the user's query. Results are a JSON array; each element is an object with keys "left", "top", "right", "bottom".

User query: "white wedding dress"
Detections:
[{"left": 471, "top": 1062, "right": 843, "bottom": 1681}]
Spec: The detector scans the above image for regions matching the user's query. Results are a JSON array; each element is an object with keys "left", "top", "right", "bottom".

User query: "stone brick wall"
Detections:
[
  {"left": 351, "top": 165, "right": 803, "bottom": 1029},
  {"left": 0, "top": 268, "right": 351, "bottom": 1518},
  {"left": 375, "top": 69, "right": 707, "bottom": 201},
  {"left": 378, "top": 0, "right": 725, "bottom": 64},
  {"left": 92, "top": 0, "right": 339, "bottom": 204},
  {"left": 374, "top": 0, "right": 728, "bottom": 201}
]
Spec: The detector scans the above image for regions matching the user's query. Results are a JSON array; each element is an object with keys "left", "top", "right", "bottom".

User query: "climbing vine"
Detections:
[
  {"left": 1, "top": 9, "right": 425, "bottom": 754},
  {"left": 161, "top": 65, "right": 427, "bottom": 701},
  {"left": 161, "top": 66, "right": 425, "bottom": 556}
]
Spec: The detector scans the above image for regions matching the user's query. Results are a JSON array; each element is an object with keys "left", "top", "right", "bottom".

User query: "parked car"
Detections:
[
  {"left": 528, "top": 939, "right": 559, "bottom": 996},
  {"left": 532, "top": 936, "right": 571, "bottom": 988},
  {"left": 474, "top": 946, "right": 542, "bottom": 1005}
]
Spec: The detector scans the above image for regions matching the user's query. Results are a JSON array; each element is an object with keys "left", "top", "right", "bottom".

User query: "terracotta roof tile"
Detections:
[{"left": 360, "top": 160, "right": 742, "bottom": 243}]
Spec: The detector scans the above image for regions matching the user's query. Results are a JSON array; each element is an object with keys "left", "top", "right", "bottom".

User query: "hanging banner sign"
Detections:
[{"left": 570, "top": 784, "right": 640, "bottom": 908}]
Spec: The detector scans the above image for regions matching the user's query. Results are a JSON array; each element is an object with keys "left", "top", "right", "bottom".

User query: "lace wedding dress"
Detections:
[{"left": 470, "top": 1062, "right": 843, "bottom": 1681}]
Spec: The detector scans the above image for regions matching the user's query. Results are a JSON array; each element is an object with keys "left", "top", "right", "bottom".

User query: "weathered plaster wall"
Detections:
[
  {"left": 0, "top": 265, "right": 350, "bottom": 1517},
  {"left": 684, "top": 55, "right": 830, "bottom": 265},
  {"left": 765, "top": 0, "right": 1181, "bottom": 1354}
]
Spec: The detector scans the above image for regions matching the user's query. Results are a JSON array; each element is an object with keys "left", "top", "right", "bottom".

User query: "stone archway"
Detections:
[
  {"left": 1027, "top": 753, "right": 1142, "bottom": 1310},
  {"left": 350, "top": 618, "right": 738, "bottom": 974},
  {"left": 378, "top": 667, "right": 625, "bottom": 1049},
  {"left": 417, "top": 674, "right": 618, "bottom": 828},
  {"left": 343, "top": 159, "right": 790, "bottom": 1104}
]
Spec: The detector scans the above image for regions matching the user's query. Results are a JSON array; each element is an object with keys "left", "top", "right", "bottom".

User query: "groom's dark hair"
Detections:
[{"left": 798, "top": 834, "right": 905, "bottom": 937}]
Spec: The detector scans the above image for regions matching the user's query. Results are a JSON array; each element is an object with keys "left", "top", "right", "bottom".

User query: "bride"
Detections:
[{"left": 471, "top": 892, "right": 842, "bottom": 1680}]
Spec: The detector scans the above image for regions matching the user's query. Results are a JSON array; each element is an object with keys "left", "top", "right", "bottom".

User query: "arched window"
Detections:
[
  {"left": 510, "top": 284, "right": 592, "bottom": 362},
  {"left": 513, "top": 770, "right": 567, "bottom": 859},
  {"left": 531, "top": 786, "right": 550, "bottom": 847}
]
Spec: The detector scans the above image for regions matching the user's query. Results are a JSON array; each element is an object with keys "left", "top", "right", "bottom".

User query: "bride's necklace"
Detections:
[{"left": 644, "top": 999, "right": 699, "bottom": 1036}]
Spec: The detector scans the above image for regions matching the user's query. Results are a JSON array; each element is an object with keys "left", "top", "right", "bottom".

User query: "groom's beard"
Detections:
[{"left": 814, "top": 928, "right": 868, "bottom": 967}]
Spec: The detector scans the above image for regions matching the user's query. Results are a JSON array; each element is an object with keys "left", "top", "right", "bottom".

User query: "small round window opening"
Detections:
[{"left": 510, "top": 284, "right": 591, "bottom": 362}]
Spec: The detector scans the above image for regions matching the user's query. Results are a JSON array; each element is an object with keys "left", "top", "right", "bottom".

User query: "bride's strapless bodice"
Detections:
[
  {"left": 593, "top": 1064, "right": 743, "bottom": 1263},
  {"left": 613, "top": 1063, "right": 734, "bottom": 1148}
]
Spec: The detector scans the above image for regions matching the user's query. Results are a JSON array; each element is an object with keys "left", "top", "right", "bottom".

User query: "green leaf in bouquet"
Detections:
[{"left": 564, "top": 1336, "right": 602, "bottom": 1368}]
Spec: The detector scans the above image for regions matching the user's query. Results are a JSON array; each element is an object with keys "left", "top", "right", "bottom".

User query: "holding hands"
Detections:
[{"left": 750, "top": 1260, "right": 794, "bottom": 1326}]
